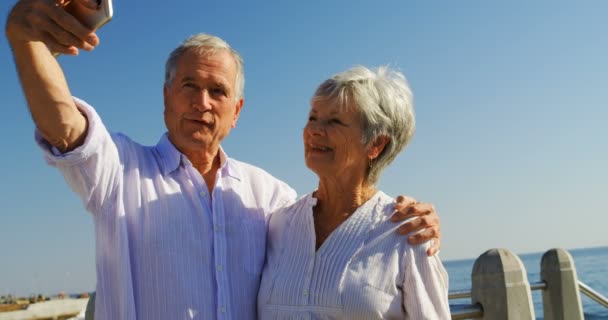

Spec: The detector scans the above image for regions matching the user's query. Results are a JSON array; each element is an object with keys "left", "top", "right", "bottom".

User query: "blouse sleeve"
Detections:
[{"left": 402, "top": 241, "right": 451, "bottom": 319}]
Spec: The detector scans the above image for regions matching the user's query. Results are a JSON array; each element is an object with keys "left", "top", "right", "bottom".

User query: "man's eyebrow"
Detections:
[
  {"left": 213, "top": 81, "right": 233, "bottom": 95},
  {"left": 178, "top": 76, "right": 231, "bottom": 92},
  {"left": 214, "top": 81, "right": 228, "bottom": 89},
  {"left": 180, "top": 76, "right": 196, "bottom": 83}
]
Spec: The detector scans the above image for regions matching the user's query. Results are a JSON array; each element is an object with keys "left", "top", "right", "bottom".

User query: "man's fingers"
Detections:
[
  {"left": 391, "top": 202, "right": 433, "bottom": 222},
  {"left": 410, "top": 203, "right": 434, "bottom": 215},
  {"left": 47, "top": 19, "right": 95, "bottom": 50},
  {"left": 392, "top": 197, "right": 442, "bottom": 256},
  {"left": 34, "top": 11, "right": 92, "bottom": 50},
  {"left": 407, "top": 227, "right": 437, "bottom": 245},
  {"left": 397, "top": 214, "right": 439, "bottom": 236},
  {"left": 416, "top": 205, "right": 439, "bottom": 225},
  {"left": 6, "top": 0, "right": 98, "bottom": 51},
  {"left": 44, "top": 0, "right": 99, "bottom": 47},
  {"left": 41, "top": 32, "right": 78, "bottom": 55},
  {"left": 54, "top": 0, "right": 73, "bottom": 6},
  {"left": 396, "top": 217, "right": 423, "bottom": 234},
  {"left": 393, "top": 195, "right": 416, "bottom": 212},
  {"left": 426, "top": 239, "right": 441, "bottom": 257},
  {"left": 395, "top": 195, "right": 416, "bottom": 206}
]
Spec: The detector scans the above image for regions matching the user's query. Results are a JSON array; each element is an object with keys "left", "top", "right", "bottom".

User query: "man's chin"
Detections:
[
  {"left": 186, "top": 139, "right": 213, "bottom": 150},
  {"left": 169, "top": 135, "right": 214, "bottom": 153}
]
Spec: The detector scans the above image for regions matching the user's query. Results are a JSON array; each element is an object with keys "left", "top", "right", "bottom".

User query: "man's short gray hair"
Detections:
[
  {"left": 164, "top": 33, "right": 245, "bottom": 101},
  {"left": 312, "top": 65, "right": 415, "bottom": 185}
]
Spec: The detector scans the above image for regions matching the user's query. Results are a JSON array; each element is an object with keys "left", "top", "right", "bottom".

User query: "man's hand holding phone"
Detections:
[
  {"left": 65, "top": 0, "right": 113, "bottom": 30},
  {"left": 6, "top": 0, "right": 111, "bottom": 56}
]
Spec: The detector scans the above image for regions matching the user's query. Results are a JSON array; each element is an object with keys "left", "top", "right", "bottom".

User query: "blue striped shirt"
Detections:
[
  {"left": 36, "top": 98, "right": 297, "bottom": 320},
  {"left": 258, "top": 191, "right": 450, "bottom": 319}
]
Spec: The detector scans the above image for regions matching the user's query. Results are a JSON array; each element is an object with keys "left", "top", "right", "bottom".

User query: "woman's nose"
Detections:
[{"left": 306, "top": 121, "right": 325, "bottom": 136}]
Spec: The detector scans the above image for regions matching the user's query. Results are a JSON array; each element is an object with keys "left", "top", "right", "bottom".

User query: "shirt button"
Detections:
[
  {"left": 199, "top": 190, "right": 206, "bottom": 197},
  {"left": 217, "top": 264, "right": 223, "bottom": 271},
  {"left": 214, "top": 224, "right": 220, "bottom": 232},
  {"left": 303, "top": 290, "right": 309, "bottom": 296},
  {"left": 220, "top": 306, "right": 226, "bottom": 313}
]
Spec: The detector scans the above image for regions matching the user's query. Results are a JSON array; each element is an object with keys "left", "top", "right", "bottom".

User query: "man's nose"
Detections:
[{"left": 192, "top": 89, "right": 212, "bottom": 111}]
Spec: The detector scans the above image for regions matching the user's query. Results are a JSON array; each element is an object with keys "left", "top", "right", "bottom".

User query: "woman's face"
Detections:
[{"left": 303, "top": 99, "right": 370, "bottom": 180}]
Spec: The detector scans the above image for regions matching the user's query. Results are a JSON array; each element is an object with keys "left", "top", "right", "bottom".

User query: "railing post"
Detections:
[
  {"left": 471, "top": 248, "right": 535, "bottom": 319},
  {"left": 541, "top": 248, "right": 584, "bottom": 320},
  {"left": 85, "top": 292, "right": 95, "bottom": 320}
]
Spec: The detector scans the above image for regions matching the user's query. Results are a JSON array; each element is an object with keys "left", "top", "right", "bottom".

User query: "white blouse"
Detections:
[{"left": 258, "top": 191, "right": 450, "bottom": 320}]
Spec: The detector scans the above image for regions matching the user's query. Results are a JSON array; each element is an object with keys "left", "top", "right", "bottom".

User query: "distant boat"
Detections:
[
  {"left": 67, "top": 307, "right": 86, "bottom": 320},
  {"left": 0, "top": 304, "right": 28, "bottom": 313},
  {"left": 0, "top": 299, "right": 88, "bottom": 320}
]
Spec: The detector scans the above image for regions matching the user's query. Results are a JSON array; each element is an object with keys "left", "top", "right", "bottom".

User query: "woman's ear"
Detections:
[{"left": 369, "top": 135, "right": 390, "bottom": 159}]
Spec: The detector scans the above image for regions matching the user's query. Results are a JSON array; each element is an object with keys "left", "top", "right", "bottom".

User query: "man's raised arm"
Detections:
[{"left": 6, "top": 0, "right": 100, "bottom": 152}]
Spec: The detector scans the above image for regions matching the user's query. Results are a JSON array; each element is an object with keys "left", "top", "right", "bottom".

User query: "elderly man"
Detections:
[{"left": 6, "top": 1, "right": 442, "bottom": 319}]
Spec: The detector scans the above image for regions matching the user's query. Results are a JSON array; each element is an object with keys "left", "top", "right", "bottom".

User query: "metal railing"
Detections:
[
  {"left": 579, "top": 281, "right": 608, "bottom": 307},
  {"left": 448, "top": 280, "right": 607, "bottom": 319},
  {"left": 449, "top": 303, "right": 482, "bottom": 320}
]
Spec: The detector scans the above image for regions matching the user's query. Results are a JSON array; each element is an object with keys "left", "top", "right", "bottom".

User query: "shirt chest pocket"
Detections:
[
  {"left": 138, "top": 198, "right": 210, "bottom": 256},
  {"left": 343, "top": 283, "right": 401, "bottom": 320},
  {"left": 341, "top": 259, "right": 403, "bottom": 319},
  {"left": 224, "top": 207, "right": 267, "bottom": 275}
]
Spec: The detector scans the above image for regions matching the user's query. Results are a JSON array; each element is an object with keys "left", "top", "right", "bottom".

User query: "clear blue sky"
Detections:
[{"left": 1, "top": 0, "right": 606, "bottom": 296}]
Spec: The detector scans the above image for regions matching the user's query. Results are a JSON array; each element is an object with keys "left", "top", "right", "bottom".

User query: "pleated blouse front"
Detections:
[{"left": 257, "top": 191, "right": 450, "bottom": 320}]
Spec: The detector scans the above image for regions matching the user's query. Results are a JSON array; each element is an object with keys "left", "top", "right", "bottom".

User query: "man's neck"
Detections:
[{"left": 183, "top": 147, "right": 222, "bottom": 194}]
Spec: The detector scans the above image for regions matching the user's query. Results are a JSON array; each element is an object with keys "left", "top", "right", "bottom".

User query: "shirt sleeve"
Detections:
[
  {"left": 250, "top": 171, "right": 297, "bottom": 219},
  {"left": 402, "top": 241, "right": 451, "bottom": 319},
  {"left": 35, "top": 97, "right": 122, "bottom": 213},
  {"left": 269, "top": 184, "right": 297, "bottom": 213}
]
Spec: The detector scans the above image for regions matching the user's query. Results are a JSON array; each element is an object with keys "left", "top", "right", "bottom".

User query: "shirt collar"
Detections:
[
  {"left": 156, "top": 133, "right": 241, "bottom": 181},
  {"left": 216, "top": 145, "right": 242, "bottom": 181}
]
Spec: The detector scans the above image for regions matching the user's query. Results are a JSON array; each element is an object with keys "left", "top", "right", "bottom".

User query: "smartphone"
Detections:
[
  {"left": 65, "top": 0, "right": 113, "bottom": 30},
  {"left": 53, "top": 0, "right": 113, "bottom": 57}
]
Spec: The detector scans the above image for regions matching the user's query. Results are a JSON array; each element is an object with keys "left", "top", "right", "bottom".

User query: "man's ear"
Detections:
[
  {"left": 163, "top": 85, "right": 169, "bottom": 110},
  {"left": 369, "top": 135, "right": 390, "bottom": 159},
  {"left": 231, "top": 98, "right": 244, "bottom": 128}
]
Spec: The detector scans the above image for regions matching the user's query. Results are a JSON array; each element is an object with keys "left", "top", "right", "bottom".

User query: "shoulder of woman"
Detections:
[{"left": 269, "top": 192, "right": 314, "bottom": 223}]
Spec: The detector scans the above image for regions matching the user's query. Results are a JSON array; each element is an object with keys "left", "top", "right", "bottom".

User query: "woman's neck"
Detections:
[
  {"left": 312, "top": 176, "right": 376, "bottom": 249},
  {"left": 314, "top": 178, "right": 376, "bottom": 217}
]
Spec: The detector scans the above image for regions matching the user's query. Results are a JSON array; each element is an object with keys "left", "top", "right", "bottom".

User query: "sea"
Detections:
[{"left": 444, "top": 246, "right": 608, "bottom": 319}]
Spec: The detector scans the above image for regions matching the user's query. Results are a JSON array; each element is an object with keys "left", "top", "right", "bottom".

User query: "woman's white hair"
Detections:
[
  {"left": 312, "top": 65, "right": 415, "bottom": 185},
  {"left": 164, "top": 33, "right": 245, "bottom": 101}
]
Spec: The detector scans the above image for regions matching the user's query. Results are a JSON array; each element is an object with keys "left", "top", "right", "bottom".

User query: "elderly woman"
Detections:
[{"left": 258, "top": 66, "right": 450, "bottom": 319}]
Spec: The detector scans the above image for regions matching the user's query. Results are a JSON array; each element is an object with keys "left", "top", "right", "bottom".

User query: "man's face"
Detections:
[{"left": 163, "top": 48, "right": 243, "bottom": 155}]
